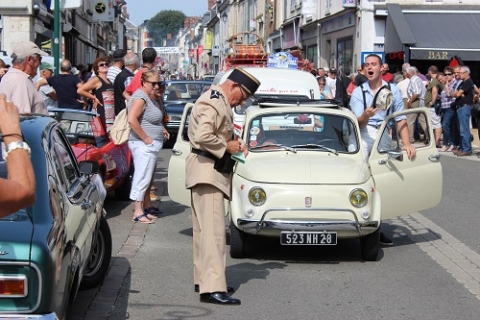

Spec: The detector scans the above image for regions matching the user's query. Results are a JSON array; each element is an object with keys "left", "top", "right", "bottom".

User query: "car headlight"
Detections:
[
  {"left": 248, "top": 187, "right": 266, "bottom": 206},
  {"left": 349, "top": 188, "right": 368, "bottom": 208}
]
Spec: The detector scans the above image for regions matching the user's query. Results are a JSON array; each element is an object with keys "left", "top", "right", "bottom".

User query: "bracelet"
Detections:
[{"left": 1, "top": 133, "right": 23, "bottom": 140}]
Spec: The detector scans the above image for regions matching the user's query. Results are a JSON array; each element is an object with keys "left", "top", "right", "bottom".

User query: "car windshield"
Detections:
[
  {"left": 247, "top": 112, "right": 359, "bottom": 154},
  {"left": 164, "top": 82, "right": 211, "bottom": 101},
  {"left": 50, "top": 111, "right": 108, "bottom": 146}
]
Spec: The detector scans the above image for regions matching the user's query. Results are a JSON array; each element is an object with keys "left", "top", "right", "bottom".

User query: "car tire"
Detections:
[
  {"left": 229, "top": 222, "right": 246, "bottom": 258},
  {"left": 360, "top": 228, "right": 380, "bottom": 261},
  {"left": 80, "top": 216, "right": 112, "bottom": 290}
]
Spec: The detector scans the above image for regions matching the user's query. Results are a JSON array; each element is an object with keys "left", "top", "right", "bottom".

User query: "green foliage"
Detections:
[{"left": 147, "top": 10, "right": 186, "bottom": 46}]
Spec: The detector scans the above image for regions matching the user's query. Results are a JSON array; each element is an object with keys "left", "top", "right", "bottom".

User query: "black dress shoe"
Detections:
[
  {"left": 194, "top": 284, "right": 235, "bottom": 293},
  {"left": 200, "top": 292, "right": 241, "bottom": 305}
]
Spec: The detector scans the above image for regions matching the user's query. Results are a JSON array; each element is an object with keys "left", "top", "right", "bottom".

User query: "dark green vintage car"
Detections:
[{"left": 0, "top": 115, "right": 112, "bottom": 319}]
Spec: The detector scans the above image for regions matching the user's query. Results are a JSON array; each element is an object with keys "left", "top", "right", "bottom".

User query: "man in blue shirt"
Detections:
[{"left": 349, "top": 54, "right": 416, "bottom": 246}]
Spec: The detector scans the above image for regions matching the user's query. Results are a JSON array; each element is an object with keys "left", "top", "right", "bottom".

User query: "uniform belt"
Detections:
[{"left": 191, "top": 148, "right": 217, "bottom": 161}]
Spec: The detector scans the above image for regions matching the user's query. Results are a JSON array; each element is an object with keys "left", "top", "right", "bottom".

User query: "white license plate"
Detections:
[{"left": 280, "top": 231, "right": 337, "bottom": 245}]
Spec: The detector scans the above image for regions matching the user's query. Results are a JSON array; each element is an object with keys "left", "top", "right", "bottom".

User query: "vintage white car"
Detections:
[{"left": 168, "top": 99, "right": 442, "bottom": 261}]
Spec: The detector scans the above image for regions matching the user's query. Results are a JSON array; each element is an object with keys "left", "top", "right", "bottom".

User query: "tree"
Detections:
[{"left": 147, "top": 10, "right": 186, "bottom": 46}]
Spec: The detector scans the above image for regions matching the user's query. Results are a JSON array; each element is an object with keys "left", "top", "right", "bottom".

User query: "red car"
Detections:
[{"left": 50, "top": 108, "right": 133, "bottom": 200}]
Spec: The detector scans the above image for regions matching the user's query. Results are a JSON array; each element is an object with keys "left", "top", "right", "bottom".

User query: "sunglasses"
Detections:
[
  {"left": 445, "top": 73, "right": 452, "bottom": 76},
  {"left": 98, "top": 63, "right": 108, "bottom": 67},
  {"left": 145, "top": 80, "right": 165, "bottom": 86}
]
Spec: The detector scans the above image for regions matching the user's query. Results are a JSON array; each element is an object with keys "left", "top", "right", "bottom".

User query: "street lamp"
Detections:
[{"left": 222, "top": 12, "right": 228, "bottom": 23}]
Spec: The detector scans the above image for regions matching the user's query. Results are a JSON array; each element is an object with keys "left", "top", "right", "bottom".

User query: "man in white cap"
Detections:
[{"left": 0, "top": 41, "right": 48, "bottom": 114}]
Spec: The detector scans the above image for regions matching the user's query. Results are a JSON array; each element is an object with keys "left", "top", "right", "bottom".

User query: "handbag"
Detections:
[
  {"left": 109, "top": 108, "right": 130, "bottom": 145},
  {"left": 213, "top": 153, "right": 237, "bottom": 174}
]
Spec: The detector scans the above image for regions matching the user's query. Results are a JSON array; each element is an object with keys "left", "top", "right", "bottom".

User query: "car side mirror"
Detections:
[{"left": 79, "top": 160, "right": 100, "bottom": 175}]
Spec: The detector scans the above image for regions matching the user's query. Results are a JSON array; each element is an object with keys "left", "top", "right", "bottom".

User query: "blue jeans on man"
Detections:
[
  {"left": 441, "top": 107, "right": 457, "bottom": 147},
  {"left": 457, "top": 105, "right": 472, "bottom": 153}
]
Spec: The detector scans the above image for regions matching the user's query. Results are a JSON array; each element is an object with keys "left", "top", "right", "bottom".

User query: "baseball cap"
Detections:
[
  {"left": 40, "top": 61, "right": 55, "bottom": 71},
  {"left": 112, "top": 49, "right": 126, "bottom": 60},
  {"left": 13, "top": 41, "right": 48, "bottom": 59},
  {"left": 329, "top": 67, "right": 337, "bottom": 73}
]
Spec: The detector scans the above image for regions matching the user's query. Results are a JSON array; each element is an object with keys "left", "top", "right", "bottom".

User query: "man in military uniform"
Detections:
[{"left": 186, "top": 67, "right": 260, "bottom": 305}]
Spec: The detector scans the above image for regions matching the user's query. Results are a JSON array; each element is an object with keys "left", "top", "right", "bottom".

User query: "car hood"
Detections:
[
  {"left": 0, "top": 213, "right": 33, "bottom": 261},
  {"left": 236, "top": 153, "right": 370, "bottom": 184}
]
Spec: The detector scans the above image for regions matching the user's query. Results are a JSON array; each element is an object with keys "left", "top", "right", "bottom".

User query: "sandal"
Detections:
[
  {"left": 132, "top": 214, "right": 155, "bottom": 224},
  {"left": 439, "top": 146, "right": 448, "bottom": 152},
  {"left": 145, "top": 207, "right": 163, "bottom": 216}
]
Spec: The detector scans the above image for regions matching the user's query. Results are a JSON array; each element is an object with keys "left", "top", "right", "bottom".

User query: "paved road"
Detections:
[{"left": 69, "top": 149, "right": 480, "bottom": 320}]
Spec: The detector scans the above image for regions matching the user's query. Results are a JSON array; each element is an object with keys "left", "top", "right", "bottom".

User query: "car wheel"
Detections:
[
  {"left": 229, "top": 222, "right": 246, "bottom": 258},
  {"left": 114, "top": 173, "right": 132, "bottom": 201},
  {"left": 80, "top": 216, "right": 112, "bottom": 290},
  {"left": 360, "top": 228, "right": 380, "bottom": 261}
]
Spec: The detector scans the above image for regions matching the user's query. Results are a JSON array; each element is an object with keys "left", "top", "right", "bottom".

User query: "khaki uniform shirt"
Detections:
[
  {"left": 0, "top": 68, "right": 47, "bottom": 114},
  {"left": 185, "top": 85, "right": 234, "bottom": 199}
]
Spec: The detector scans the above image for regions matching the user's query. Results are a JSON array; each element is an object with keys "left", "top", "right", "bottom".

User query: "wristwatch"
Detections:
[{"left": 2, "top": 141, "right": 31, "bottom": 160}]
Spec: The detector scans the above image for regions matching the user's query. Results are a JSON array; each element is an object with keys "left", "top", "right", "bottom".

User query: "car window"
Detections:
[
  {"left": 165, "top": 82, "right": 211, "bottom": 101},
  {"left": 51, "top": 129, "right": 79, "bottom": 187},
  {"left": 247, "top": 112, "right": 359, "bottom": 153},
  {"left": 181, "top": 108, "right": 192, "bottom": 142},
  {"left": 377, "top": 109, "right": 432, "bottom": 154}
]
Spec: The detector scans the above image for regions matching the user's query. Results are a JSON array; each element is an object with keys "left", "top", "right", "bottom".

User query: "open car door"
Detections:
[
  {"left": 167, "top": 103, "right": 194, "bottom": 207},
  {"left": 369, "top": 108, "right": 442, "bottom": 220}
]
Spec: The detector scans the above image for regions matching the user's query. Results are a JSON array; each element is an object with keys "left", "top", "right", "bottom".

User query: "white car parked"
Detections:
[{"left": 168, "top": 98, "right": 442, "bottom": 261}]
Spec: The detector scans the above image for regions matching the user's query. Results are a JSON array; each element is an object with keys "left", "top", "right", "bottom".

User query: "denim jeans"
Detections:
[
  {"left": 456, "top": 105, "right": 472, "bottom": 153},
  {"left": 441, "top": 107, "right": 456, "bottom": 147}
]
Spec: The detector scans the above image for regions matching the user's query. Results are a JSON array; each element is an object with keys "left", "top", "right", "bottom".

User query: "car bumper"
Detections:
[
  {"left": 237, "top": 208, "right": 379, "bottom": 238},
  {"left": 0, "top": 313, "right": 59, "bottom": 320}
]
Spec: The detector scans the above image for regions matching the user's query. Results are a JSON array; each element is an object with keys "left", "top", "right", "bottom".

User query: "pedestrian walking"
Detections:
[{"left": 186, "top": 67, "right": 260, "bottom": 305}]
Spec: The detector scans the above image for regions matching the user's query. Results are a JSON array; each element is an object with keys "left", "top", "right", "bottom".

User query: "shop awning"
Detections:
[{"left": 385, "top": 3, "right": 480, "bottom": 60}]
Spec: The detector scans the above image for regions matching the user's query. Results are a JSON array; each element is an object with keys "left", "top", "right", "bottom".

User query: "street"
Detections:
[{"left": 69, "top": 149, "right": 480, "bottom": 320}]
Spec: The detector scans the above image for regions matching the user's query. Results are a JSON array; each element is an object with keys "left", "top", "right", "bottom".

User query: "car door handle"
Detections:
[
  {"left": 429, "top": 154, "right": 441, "bottom": 161},
  {"left": 81, "top": 199, "right": 92, "bottom": 210},
  {"left": 171, "top": 148, "right": 182, "bottom": 156}
]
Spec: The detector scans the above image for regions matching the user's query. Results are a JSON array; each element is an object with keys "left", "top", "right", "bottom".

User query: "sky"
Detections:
[{"left": 126, "top": 0, "right": 208, "bottom": 26}]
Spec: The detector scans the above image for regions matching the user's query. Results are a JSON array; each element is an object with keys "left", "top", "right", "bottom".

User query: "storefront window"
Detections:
[{"left": 337, "top": 37, "right": 353, "bottom": 75}]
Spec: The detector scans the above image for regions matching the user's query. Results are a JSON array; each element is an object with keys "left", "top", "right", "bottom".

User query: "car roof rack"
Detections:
[{"left": 256, "top": 97, "right": 341, "bottom": 109}]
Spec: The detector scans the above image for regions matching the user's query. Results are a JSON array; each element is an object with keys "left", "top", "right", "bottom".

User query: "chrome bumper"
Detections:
[
  {"left": 237, "top": 207, "right": 379, "bottom": 237},
  {"left": 0, "top": 313, "right": 59, "bottom": 320}
]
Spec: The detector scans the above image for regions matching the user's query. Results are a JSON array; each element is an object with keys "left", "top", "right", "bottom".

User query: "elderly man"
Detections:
[
  {"left": 186, "top": 67, "right": 260, "bottom": 305},
  {"left": 114, "top": 52, "right": 139, "bottom": 115},
  {"left": 405, "top": 66, "right": 427, "bottom": 144},
  {"left": 0, "top": 41, "right": 48, "bottom": 114}
]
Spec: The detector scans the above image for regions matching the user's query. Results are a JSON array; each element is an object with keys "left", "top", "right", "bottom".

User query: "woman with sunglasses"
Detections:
[
  {"left": 127, "top": 69, "right": 166, "bottom": 224},
  {"left": 317, "top": 76, "right": 333, "bottom": 100},
  {"left": 78, "top": 57, "right": 114, "bottom": 130}
]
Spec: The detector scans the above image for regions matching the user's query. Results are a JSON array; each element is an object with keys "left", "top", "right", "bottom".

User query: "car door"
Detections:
[
  {"left": 369, "top": 107, "right": 442, "bottom": 219},
  {"left": 168, "top": 103, "right": 194, "bottom": 207}
]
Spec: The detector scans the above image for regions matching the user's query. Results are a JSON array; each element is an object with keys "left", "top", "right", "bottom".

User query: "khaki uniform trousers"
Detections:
[
  {"left": 406, "top": 100, "right": 427, "bottom": 143},
  {"left": 191, "top": 183, "right": 227, "bottom": 294}
]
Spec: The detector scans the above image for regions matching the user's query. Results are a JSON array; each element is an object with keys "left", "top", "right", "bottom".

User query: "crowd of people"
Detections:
[{"left": 310, "top": 60, "right": 480, "bottom": 158}]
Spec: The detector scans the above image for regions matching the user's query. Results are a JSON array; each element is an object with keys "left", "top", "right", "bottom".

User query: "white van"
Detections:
[{"left": 213, "top": 67, "right": 321, "bottom": 135}]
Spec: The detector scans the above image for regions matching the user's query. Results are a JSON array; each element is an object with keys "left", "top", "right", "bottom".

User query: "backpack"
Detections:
[{"left": 109, "top": 108, "right": 130, "bottom": 145}]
